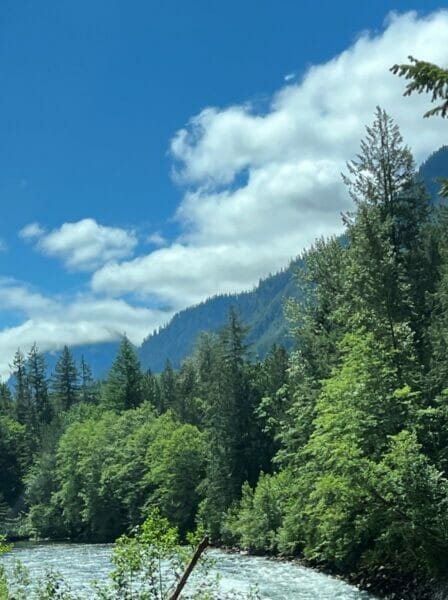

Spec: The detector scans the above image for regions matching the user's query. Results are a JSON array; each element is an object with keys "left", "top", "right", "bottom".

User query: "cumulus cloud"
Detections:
[
  {"left": 0, "top": 278, "right": 56, "bottom": 314},
  {"left": 0, "top": 279, "right": 173, "bottom": 379},
  {"left": 171, "top": 11, "right": 448, "bottom": 186},
  {"left": 4, "top": 11, "right": 448, "bottom": 377},
  {"left": 19, "top": 222, "right": 45, "bottom": 240},
  {"left": 92, "top": 10, "right": 448, "bottom": 308},
  {"left": 20, "top": 218, "right": 137, "bottom": 271}
]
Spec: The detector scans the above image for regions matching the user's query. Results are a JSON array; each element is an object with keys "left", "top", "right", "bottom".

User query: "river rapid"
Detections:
[{"left": 1, "top": 542, "right": 376, "bottom": 599}]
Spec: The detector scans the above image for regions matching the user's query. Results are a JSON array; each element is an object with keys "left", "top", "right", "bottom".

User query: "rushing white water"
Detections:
[{"left": 2, "top": 542, "right": 376, "bottom": 599}]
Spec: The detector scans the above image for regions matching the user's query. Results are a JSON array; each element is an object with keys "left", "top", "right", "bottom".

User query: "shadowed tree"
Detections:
[
  {"left": 51, "top": 346, "right": 79, "bottom": 412},
  {"left": 27, "top": 344, "right": 52, "bottom": 425},
  {"left": 103, "top": 337, "right": 143, "bottom": 412}
]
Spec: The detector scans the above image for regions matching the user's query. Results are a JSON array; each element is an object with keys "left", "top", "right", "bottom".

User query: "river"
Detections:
[{"left": 1, "top": 542, "right": 376, "bottom": 599}]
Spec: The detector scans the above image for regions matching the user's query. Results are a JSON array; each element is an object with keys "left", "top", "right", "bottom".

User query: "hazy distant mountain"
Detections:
[{"left": 44, "top": 341, "right": 120, "bottom": 381}]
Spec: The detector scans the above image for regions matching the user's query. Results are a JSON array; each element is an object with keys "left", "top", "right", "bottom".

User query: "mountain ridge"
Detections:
[{"left": 32, "top": 145, "right": 448, "bottom": 378}]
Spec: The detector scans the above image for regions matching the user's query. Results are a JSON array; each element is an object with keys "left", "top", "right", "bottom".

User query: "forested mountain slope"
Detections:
[
  {"left": 139, "top": 261, "right": 301, "bottom": 372},
  {"left": 418, "top": 145, "right": 448, "bottom": 202},
  {"left": 138, "top": 145, "right": 448, "bottom": 372},
  {"left": 41, "top": 145, "right": 448, "bottom": 377}
]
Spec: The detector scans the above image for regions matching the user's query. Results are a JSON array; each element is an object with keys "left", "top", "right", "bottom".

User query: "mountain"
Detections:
[
  {"left": 139, "top": 261, "right": 302, "bottom": 372},
  {"left": 43, "top": 341, "right": 120, "bottom": 382},
  {"left": 40, "top": 145, "right": 448, "bottom": 377},
  {"left": 418, "top": 145, "right": 448, "bottom": 203},
  {"left": 138, "top": 146, "right": 448, "bottom": 373}
]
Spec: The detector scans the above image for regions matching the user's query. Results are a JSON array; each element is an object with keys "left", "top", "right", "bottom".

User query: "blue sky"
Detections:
[{"left": 1, "top": 1, "right": 448, "bottom": 377}]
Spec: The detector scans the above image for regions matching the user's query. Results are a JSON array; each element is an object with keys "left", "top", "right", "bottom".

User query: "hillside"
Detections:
[
  {"left": 139, "top": 261, "right": 302, "bottom": 372},
  {"left": 38, "top": 262, "right": 301, "bottom": 379},
  {"left": 418, "top": 145, "right": 448, "bottom": 202},
  {"left": 41, "top": 146, "right": 448, "bottom": 377}
]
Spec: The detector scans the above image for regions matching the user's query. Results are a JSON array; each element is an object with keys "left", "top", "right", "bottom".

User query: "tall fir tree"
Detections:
[
  {"left": 175, "top": 357, "right": 201, "bottom": 425},
  {"left": 141, "top": 367, "right": 161, "bottom": 410},
  {"left": 199, "top": 308, "right": 261, "bottom": 539},
  {"left": 79, "top": 356, "right": 98, "bottom": 404},
  {"left": 11, "top": 349, "right": 31, "bottom": 426},
  {"left": 103, "top": 336, "right": 143, "bottom": 412},
  {"left": 27, "top": 344, "right": 52, "bottom": 425},
  {"left": 51, "top": 346, "right": 79, "bottom": 412},
  {"left": 342, "top": 107, "right": 433, "bottom": 376},
  {"left": 159, "top": 359, "right": 177, "bottom": 414},
  {"left": 279, "top": 237, "right": 348, "bottom": 467},
  {"left": 0, "top": 382, "right": 14, "bottom": 417}
]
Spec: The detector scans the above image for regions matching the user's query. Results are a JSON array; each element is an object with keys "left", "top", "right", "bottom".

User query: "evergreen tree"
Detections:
[
  {"left": 79, "top": 355, "right": 98, "bottom": 404},
  {"left": 0, "top": 382, "right": 14, "bottom": 417},
  {"left": 159, "top": 359, "right": 177, "bottom": 414},
  {"left": 0, "top": 415, "right": 26, "bottom": 509},
  {"left": 51, "top": 346, "right": 79, "bottom": 412},
  {"left": 391, "top": 56, "right": 448, "bottom": 118},
  {"left": 255, "top": 344, "right": 290, "bottom": 463},
  {"left": 11, "top": 349, "right": 31, "bottom": 426},
  {"left": 27, "top": 344, "right": 52, "bottom": 425},
  {"left": 103, "top": 337, "right": 143, "bottom": 412},
  {"left": 175, "top": 358, "right": 201, "bottom": 424},
  {"left": 199, "top": 308, "right": 261, "bottom": 539},
  {"left": 141, "top": 367, "right": 161, "bottom": 410},
  {"left": 392, "top": 57, "right": 448, "bottom": 198},
  {"left": 279, "top": 237, "right": 348, "bottom": 466},
  {"left": 342, "top": 107, "right": 432, "bottom": 373},
  {"left": 419, "top": 208, "right": 448, "bottom": 468},
  {"left": 195, "top": 332, "right": 221, "bottom": 400}
]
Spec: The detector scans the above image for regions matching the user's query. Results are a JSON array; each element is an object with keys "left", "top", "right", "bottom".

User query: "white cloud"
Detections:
[
  {"left": 3, "top": 10, "right": 448, "bottom": 379},
  {"left": 19, "top": 222, "right": 45, "bottom": 240},
  {"left": 171, "top": 11, "right": 448, "bottom": 186},
  {"left": 284, "top": 73, "right": 295, "bottom": 82},
  {"left": 0, "top": 239, "right": 7, "bottom": 252},
  {"left": 0, "top": 277, "right": 56, "bottom": 314},
  {"left": 147, "top": 232, "right": 168, "bottom": 247},
  {"left": 20, "top": 218, "right": 137, "bottom": 271},
  {"left": 92, "top": 10, "right": 448, "bottom": 309},
  {"left": 0, "top": 279, "right": 173, "bottom": 380}
]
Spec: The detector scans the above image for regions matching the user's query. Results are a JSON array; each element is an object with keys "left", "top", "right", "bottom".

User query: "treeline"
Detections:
[
  {"left": 0, "top": 311, "right": 286, "bottom": 543},
  {"left": 1, "top": 107, "right": 448, "bottom": 595}
]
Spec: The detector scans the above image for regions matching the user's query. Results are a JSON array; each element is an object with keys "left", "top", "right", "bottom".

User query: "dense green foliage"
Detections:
[
  {"left": 223, "top": 109, "right": 448, "bottom": 586},
  {"left": 1, "top": 108, "right": 448, "bottom": 597}
]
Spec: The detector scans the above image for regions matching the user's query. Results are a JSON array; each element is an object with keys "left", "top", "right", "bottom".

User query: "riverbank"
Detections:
[
  {"left": 220, "top": 545, "right": 448, "bottom": 600},
  {"left": 348, "top": 566, "right": 448, "bottom": 600}
]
